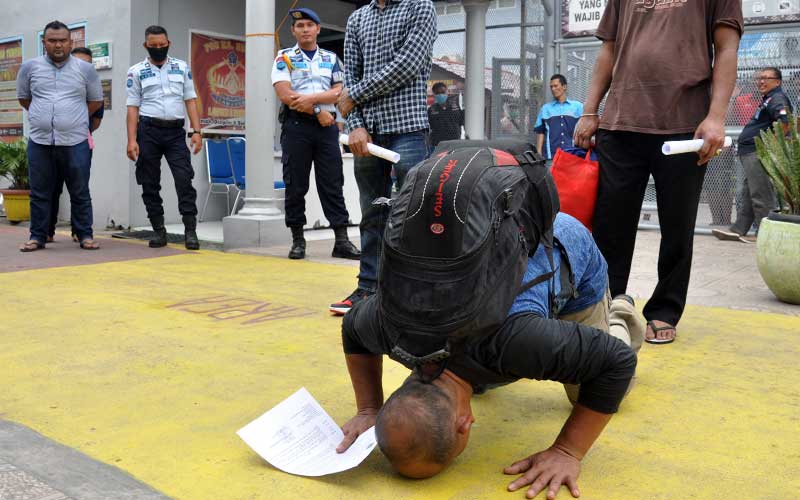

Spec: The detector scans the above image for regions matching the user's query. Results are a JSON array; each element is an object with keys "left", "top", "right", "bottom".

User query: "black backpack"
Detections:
[{"left": 378, "top": 140, "right": 561, "bottom": 368}]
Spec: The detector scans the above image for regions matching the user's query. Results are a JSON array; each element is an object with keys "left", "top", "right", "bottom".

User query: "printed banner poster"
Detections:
[
  {"left": 562, "top": 0, "right": 608, "bottom": 38},
  {"left": 190, "top": 32, "right": 245, "bottom": 130},
  {"left": 89, "top": 41, "right": 112, "bottom": 70},
  {"left": 0, "top": 37, "right": 23, "bottom": 143},
  {"left": 563, "top": 0, "right": 800, "bottom": 37},
  {"left": 101, "top": 79, "right": 112, "bottom": 110}
]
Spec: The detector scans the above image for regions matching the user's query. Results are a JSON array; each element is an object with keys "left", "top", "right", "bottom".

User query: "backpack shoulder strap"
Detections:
[{"left": 516, "top": 236, "right": 579, "bottom": 318}]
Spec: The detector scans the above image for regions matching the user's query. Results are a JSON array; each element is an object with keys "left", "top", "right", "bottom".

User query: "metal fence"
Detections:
[
  {"left": 558, "top": 28, "right": 800, "bottom": 230},
  {"left": 431, "top": 3, "right": 800, "bottom": 230},
  {"left": 432, "top": 0, "right": 545, "bottom": 139}
]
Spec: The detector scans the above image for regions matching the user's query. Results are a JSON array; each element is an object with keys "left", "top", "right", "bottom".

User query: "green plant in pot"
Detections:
[
  {"left": 0, "top": 138, "right": 31, "bottom": 223},
  {"left": 754, "top": 116, "right": 800, "bottom": 304}
]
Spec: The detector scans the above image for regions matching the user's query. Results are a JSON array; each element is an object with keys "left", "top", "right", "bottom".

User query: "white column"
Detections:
[
  {"left": 238, "top": 0, "right": 281, "bottom": 216},
  {"left": 463, "top": 0, "right": 490, "bottom": 140},
  {"left": 541, "top": 0, "right": 555, "bottom": 104},
  {"left": 223, "top": 0, "right": 288, "bottom": 250}
]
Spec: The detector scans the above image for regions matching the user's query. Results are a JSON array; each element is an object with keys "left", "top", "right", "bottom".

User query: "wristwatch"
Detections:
[
  {"left": 313, "top": 105, "right": 321, "bottom": 116},
  {"left": 187, "top": 128, "right": 200, "bottom": 138}
]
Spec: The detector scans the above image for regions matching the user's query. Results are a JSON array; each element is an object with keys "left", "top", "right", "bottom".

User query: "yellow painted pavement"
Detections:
[{"left": 1, "top": 248, "right": 799, "bottom": 499}]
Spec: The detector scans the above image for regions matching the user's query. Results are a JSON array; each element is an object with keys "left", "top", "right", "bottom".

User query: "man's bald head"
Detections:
[{"left": 375, "top": 376, "right": 458, "bottom": 478}]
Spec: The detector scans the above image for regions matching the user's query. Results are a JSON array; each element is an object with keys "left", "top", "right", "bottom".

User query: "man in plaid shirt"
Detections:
[{"left": 331, "top": 0, "right": 437, "bottom": 315}]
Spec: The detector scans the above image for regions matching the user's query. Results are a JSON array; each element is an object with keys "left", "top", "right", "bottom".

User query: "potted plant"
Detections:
[
  {"left": 754, "top": 116, "right": 800, "bottom": 304},
  {"left": 0, "top": 138, "right": 30, "bottom": 224}
]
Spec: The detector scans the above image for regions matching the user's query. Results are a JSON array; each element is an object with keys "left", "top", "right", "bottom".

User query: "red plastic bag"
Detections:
[{"left": 551, "top": 148, "right": 599, "bottom": 231}]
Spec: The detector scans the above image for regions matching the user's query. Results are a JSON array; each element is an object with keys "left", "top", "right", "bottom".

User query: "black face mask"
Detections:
[{"left": 146, "top": 45, "right": 169, "bottom": 62}]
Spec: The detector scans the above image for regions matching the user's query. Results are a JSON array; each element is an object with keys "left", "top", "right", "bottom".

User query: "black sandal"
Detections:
[{"left": 645, "top": 320, "right": 676, "bottom": 344}]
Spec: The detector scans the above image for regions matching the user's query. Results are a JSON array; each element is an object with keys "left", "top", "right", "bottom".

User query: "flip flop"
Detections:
[
  {"left": 79, "top": 239, "right": 101, "bottom": 250},
  {"left": 20, "top": 240, "right": 45, "bottom": 252},
  {"left": 646, "top": 320, "right": 676, "bottom": 344}
]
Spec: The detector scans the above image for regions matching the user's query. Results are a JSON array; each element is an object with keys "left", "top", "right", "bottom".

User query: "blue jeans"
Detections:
[
  {"left": 28, "top": 140, "right": 93, "bottom": 244},
  {"left": 355, "top": 130, "right": 430, "bottom": 292}
]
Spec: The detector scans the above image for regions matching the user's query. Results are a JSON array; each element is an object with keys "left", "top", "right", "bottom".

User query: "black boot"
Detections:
[
  {"left": 183, "top": 215, "right": 200, "bottom": 250},
  {"left": 289, "top": 226, "right": 305, "bottom": 259},
  {"left": 331, "top": 226, "right": 360, "bottom": 260},
  {"left": 149, "top": 215, "right": 168, "bottom": 248}
]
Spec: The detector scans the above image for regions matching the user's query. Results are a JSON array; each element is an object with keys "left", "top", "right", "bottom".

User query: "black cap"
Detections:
[{"left": 289, "top": 8, "right": 321, "bottom": 24}]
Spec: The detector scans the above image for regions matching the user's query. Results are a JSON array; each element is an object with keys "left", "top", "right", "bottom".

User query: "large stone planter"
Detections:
[
  {"left": 757, "top": 211, "right": 800, "bottom": 305},
  {"left": 0, "top": 189, "right": 30, "bottom": 223}
]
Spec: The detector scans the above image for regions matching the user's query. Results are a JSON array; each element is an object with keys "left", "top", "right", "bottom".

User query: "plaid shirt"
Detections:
[{"left": 344, "top": 0, "right": 437, "bottom": 135}]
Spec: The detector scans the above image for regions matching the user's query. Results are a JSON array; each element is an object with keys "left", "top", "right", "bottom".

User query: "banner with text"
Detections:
[
  {"left": 562, "top": 0, "right": 609, "bottom": 38},
  {"left": 190, "top": 32, "right": 245, "bottom": 130},
  {"left": 563, "top": 1, "right": 800, "bottom": 37},
  {"left": 0, "top": 37, "right": 23, "bottom": 143}
]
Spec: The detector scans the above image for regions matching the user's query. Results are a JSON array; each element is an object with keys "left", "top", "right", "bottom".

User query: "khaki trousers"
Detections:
[{"left": 560, "top": 290, "right": 644, "bottom": 404}]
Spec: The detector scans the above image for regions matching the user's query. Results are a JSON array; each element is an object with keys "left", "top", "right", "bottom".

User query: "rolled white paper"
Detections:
[
  {"left": 662, "top": 136, "right": 733, "bottom": 155},
  {"left": 339, "top": 134, "right": 401, "bottom": 163}
]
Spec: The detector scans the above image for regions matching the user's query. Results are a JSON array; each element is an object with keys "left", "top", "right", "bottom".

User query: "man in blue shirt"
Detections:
[
  {"left": 16, "top": 21, "right": 103, "bottom": 252},
  {"left": 534, "top": 74, "right": 583, "bottom": 160}
]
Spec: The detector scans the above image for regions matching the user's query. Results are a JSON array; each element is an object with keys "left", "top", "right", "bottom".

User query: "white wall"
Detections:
[
  {"left": 2, "top": 0, "right": 362, "bottom": 229},
  {"left": 0, "top": 0, "right": 135, "bottom": 229},
  {"left": 124, "top": 0, "right": 248, "bottom": 226}
]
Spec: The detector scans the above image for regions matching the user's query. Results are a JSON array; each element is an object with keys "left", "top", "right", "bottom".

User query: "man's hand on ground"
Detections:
[
  {"left": 336, "top": 410, "right": 378, "bottom": 453},
  {"left": 348, "top": 128, "right": 372, "bottom": 157},
  {"left": 694, "top": 115, "right": 725, "bottom": 166},
  {"left": 504, "top": 446, "right": 581, "bottom": 499},
  {"left": 127, "top": 141, "right": 139, "bottom": 161},
  {"left": 338, "top": 88, "right": 355, "bottom": 117}
]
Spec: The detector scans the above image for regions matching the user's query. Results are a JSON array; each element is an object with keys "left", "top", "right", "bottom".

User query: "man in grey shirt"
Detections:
[{"left": 16, "top": 20, "right": 103, "bottom": 251}]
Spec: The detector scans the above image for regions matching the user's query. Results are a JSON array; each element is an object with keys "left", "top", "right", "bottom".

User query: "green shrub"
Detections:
[
  {"left": 756, "top": 115, "right": 800, "bottom": 215},
  {"left": 0, "top": 138, "right": 29, "bottom": 190}
]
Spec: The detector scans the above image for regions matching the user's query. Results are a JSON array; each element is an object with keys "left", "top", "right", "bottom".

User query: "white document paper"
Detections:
[
  {"left": 237, "top": 387, "right": 377, "bottom": 476},
  {"left": 662, "top": 136, "right": 733, "bottom": 155},
  {"left": 339, "top": 134, "right": 402, "bottom": 163}
]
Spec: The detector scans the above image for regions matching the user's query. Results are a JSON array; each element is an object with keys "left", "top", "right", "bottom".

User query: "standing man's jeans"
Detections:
[
  {"left": 354, "top": 130, "right": 430, "bottom": 292},
  {"left": 27, "top": 140, "right": 93, "bottom": 245},
  {"left": 730, "top": 151, "right": 775, "bottom": 236},
  {"left": 593, "top": 130, "right": 706, "bottom": 328}
]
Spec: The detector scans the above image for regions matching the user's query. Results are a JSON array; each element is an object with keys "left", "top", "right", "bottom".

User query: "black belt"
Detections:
[
  {"left": 140, "top": 116, "right": 185, "bottom": 128},
  {"left": 286, "top": 110, "right": 319, "bottom": 123}
]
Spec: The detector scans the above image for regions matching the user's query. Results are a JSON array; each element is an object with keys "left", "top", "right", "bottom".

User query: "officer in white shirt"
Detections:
[
  {"left": 126, "top": 25, "right": 203, "bottom": 250},
  {"left": 271, "top": 8, "right": 359, "bottom": 261}
]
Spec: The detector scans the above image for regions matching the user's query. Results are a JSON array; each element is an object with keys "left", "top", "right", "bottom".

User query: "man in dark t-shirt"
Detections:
[
  {"left": 334, "top": 213, "right": 643, "bottom": 498},
  {"left": 428, "top": 82, "right": 463, "bottom": 147},
  {"left": 714, "top": 67, "right": 792, "bottom": 243},
  {"left": 573, "top": 0, "right": 743, "bottom": 345}
]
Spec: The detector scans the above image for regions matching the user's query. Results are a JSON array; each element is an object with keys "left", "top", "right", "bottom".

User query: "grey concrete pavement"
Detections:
[{"left": 0, "top": 421, "right": 169, "bottom": 500}]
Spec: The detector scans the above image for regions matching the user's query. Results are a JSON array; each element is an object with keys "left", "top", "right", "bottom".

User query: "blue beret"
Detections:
[{"left": 289, "top": 8, "right": 321, "bottom": 25}]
